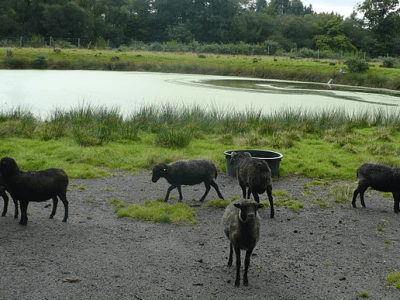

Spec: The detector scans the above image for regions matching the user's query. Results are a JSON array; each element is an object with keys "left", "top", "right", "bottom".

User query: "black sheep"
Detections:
[
  {"left": 0, "top": 157, "right": 69, "bottom": 225},
  {"left": 352, "top": 162, "right": 400, "bottom": 213},
  {"left": 230, "top": 151, "right": 274, "bottom": 218},
  {"left": 222, "top": 199, "right": 263, "bottom": 287},
  {"left": 152, "top": 159, "right": 224, "bottom": 202}
]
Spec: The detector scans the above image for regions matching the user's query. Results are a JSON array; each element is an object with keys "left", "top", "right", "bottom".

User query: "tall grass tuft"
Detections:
[
  {"left": 66, "top": 103, "right": 123, "bottom": 146},
  {"left": 0, "top": 106, "right": 37, "bottom": 138},
  {"left": 155, "top": 128, "right": 192, "bottom": 149}
]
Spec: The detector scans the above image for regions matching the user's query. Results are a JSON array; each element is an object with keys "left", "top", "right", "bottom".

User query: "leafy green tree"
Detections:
[
  {"left": 357, "top": 0, "right": 400, "bottom": 56},
  {"left": 41, "top": 2, "right": 94, "bottom": 39},
  {"left": 343, "top": 12, "right": 375, "bottom": 55},
  {"left": 314, "top": 14, "right": 357, "bottom": 52},
  {"left": 0, "top": 1, "right": 20, "bottom": 36},
  {"left": 166, "top": 21, "right": 194, "bottom": 43}
]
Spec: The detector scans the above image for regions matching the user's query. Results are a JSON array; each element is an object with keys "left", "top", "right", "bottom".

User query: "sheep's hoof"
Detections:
[{"left": 19, "top": 221, "right": 27, "bottom": 225}]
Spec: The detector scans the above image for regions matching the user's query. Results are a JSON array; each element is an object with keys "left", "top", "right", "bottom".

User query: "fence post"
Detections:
[
  {"left": 50, "top": 37, "right": 52, "bottom": 47},
  {"left": 20, "top": 36, "right": 22, "bottom": 47},
  {"left": 78, "top": 38, "right": 80, "bottom": 48}
]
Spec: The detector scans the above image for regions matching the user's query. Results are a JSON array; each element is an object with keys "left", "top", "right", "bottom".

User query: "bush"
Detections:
[
  {"left": 31, "top": 54, "right": 47, "bottom": 69},
  {"left": 296, "top": 48, "right": 319, "bottom": 58},
  {"left": 27, "top": 35, "right": 46, "bottom": 48},
  {"left": 149, "top": 42, "right": 163, "bottom": 51},
  {"left": 96, "top": 36, "right": 107, "bottom": 49},
  {"left": 345, "top": 57, "right": 369, "bottom": 73},
  {"left": 381, "top": 57, "right": 397, "bottom": 68},
  {"left": 2, "top": 56, "right": 29, "bottom": 69}
]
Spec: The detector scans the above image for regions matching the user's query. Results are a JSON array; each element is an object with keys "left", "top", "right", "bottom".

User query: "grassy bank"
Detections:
[
  {"left": 1, "top": 104, "right": 400, "bottom": 180},
  {"left": 1, "top": 47, "right": 400, "bottom": 90}
]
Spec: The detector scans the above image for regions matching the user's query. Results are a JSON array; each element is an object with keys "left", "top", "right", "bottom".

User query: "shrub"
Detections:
[
  {"left": 31, "top": 54, "right": 47, "bottom": 69},
  {"left": 381, "top": 57, "right": 397, "bottom": 68},
  {"left": 96, "top": 36, "right": 107, "bottom": 49},
  {"left": 3, "top": 57, "right": 29, "bottom": 69},
  {"left": 345, "top": 57, "right": 369, "bottom": 73},
  {"left": 149, "top": 42, "right": 163, "bottom": 51},
  {"left": 27, "top": 35, "right": 46, "bottom": 48},
  {"left": 297, "top": 48, "right": 318, "bottom": 58}
]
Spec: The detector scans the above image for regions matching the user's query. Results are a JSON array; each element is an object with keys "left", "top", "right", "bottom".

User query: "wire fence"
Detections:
[
  {"left": 0, "top": 36, "right": 100, "bottom": 48},
  {"left": 0, "top": 36, "right": 396, "bottom": 60}
]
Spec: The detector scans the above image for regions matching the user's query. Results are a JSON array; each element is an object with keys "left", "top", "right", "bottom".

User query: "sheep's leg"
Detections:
[
  {"left": 267, "top": 185, "right": 274, "bottom": 218},
  {"left": 228, "top": 243, "right": 233, "bottom": 267},
  {"left": 177, "top": 185, "right": 183, "bottom": 201},
  {"left": 210, "top": 181, "right": 224, "bottom": 199},
  {"left": 59, "top": 193, "right": 69, "bottom": 222},
  {"left": 19, "top": 201, "right": 28, "bottom": 225},
  {"left": 199, "top": 182, "right": 211, "bottom": 202},
  {"left": 243, "top": 247, "right": 254, "bottom": 286},
  {"left": 165, "top": 184, "right": 177, "bottom": 202},
  {"left": 50, "top": 197, "right": 58, "bottom": 219},
  {"left": 6, "top": 190, "right": 19, "bottom": 218},
  {"left": 359, "top": 190, "right": 366, "bottom": 208},
  {"left": 234, "top": 247, "right": 241, "bottom": 287},
  {"left": 392, "top": 192, "right": 400, "bottom": 213},
  {"left": 352, "top": 188, "right": 360, "bottom": 208},
  {"left": 239, "top": 179, "right": 247, "bottom": 198},
  {"left": 247, "top": 188, "right": 251, "bottom": 199},
  {"left": 252, "top": 192, "right": 260, "bottom": 203},
  {"left": 1, "top": 191, "right": 8, "bottom": 217},
  {"left": 12, "top": 196, "right": 18, "bottom": 219}
]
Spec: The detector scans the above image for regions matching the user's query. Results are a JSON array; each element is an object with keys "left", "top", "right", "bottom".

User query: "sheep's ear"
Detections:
[
  {"left": 258, "top": 203, "right": 264, "bottom": 209},
  {"left": 244, "top": 152, "right": 252, "bottom": 158},
  {"left": 234, "top": 203, "right": 241, "bottom": 209}
]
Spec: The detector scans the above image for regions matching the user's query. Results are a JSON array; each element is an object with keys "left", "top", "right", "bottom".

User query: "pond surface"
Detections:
[{"left": 1, "top": 70, "right": 399, "bottom": 119}]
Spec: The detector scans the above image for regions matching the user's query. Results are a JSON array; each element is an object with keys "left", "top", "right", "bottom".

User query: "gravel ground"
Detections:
[{"left": 1, "top": 170, "right": 400, "bottom": 300}]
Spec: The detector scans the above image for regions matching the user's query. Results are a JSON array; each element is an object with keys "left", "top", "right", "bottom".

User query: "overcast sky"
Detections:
[{"left": 301, "top": 0, "right": 361, "bottom": 18}]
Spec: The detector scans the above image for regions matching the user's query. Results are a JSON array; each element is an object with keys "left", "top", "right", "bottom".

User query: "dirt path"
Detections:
[{"left": 1, "top": 171, "right": 399, "bottom": 300}]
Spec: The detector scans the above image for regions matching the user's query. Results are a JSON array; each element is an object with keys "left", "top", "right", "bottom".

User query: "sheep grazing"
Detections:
[
  {"left": 0, "top": 174, "right": 18, "bottom": 218},
  {"left": 230, "top": 151, "right": 274, "bottom": 218},
  {"left": 352, "top": 162, "right": 400, "bottom": 213},
  {"left": 0, "top": 157, "right": 69, "bottom": 225},
  {"left": 152, "top": 159, "right": 224, "bottom": 202},
  {"left": 222, "top": 199, "right": 263, "bottom": 287}
]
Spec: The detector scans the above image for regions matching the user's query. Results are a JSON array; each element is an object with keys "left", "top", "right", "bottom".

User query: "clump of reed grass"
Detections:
[{"left": 154, "top": 128, "right": 192, "bottom": 149}]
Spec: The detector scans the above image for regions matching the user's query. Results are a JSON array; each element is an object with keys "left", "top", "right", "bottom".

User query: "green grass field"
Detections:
[
  {"left": 1, "top": 103, "right": 400, "bottom": 181},
  {"left": 1, "top": 47, "right": 400, "bottom": 89}
]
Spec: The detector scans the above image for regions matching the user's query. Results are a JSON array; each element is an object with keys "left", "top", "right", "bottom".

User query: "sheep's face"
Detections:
[
  {"left": 230, "top": 151, "right": 251, "bottom": 165},
  {"left": 234, "top": 200, "right": 263, "bottom": 222},
  {"left": 151, "top": 163, "right": 168, "bottom": 182},
  {"left": 0, "top": 157, "right": 19, "bottom": 178}
]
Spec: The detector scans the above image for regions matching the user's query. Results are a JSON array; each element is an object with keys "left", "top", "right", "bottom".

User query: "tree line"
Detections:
[{"left": 0, "top": 0, "right": 399, "bottom": 57}]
